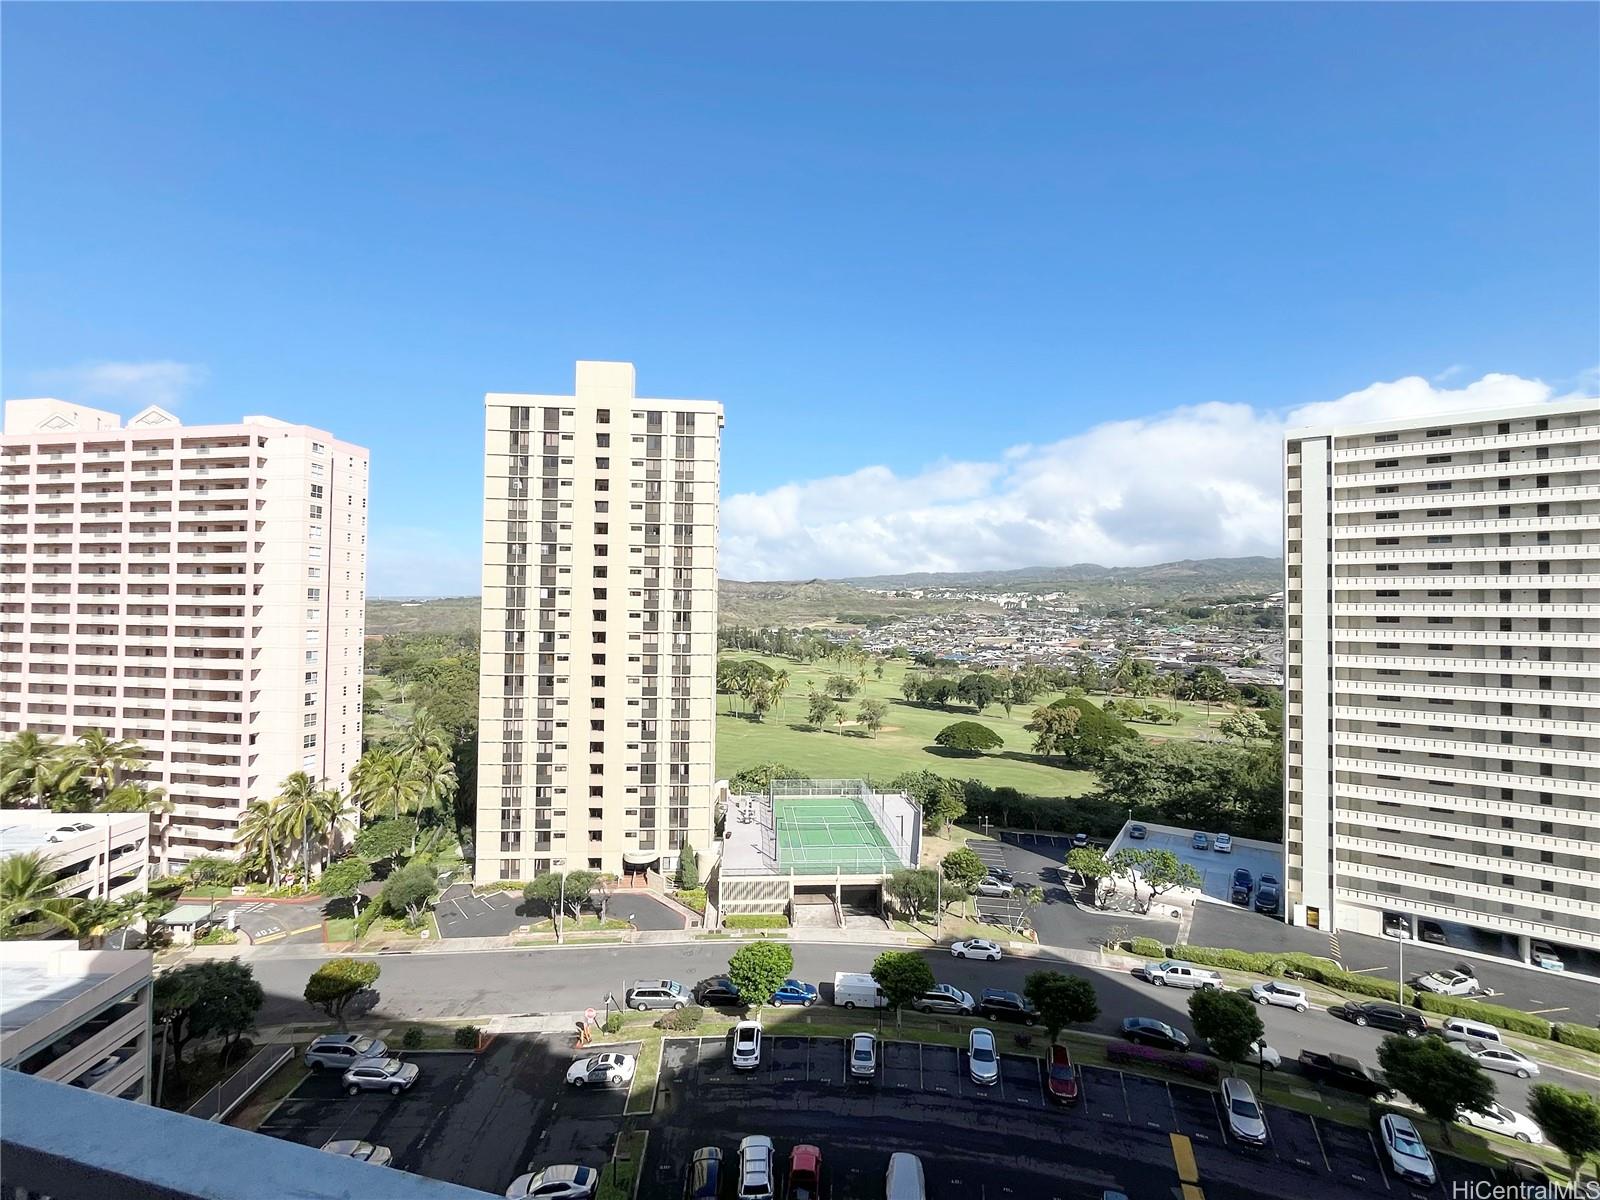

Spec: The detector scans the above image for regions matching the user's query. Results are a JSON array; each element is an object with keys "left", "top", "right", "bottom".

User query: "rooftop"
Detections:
[{"left": 0, "top": 945, "right": 149, "bottom": 1034}]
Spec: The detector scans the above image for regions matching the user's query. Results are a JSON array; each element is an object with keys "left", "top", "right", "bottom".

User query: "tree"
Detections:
[
  {"left": 727, "top": 763, "right": 809, "bottom": 796},
  {"left": 1378, "top": 1035, "right": 1495, "bottom": 1144},
  {"left": 1114, "top": 848, "right": 1202, "bottom": 913},
  {"left": 1528, "top": 1084, "right": 1600, "bottom": 1182},
  {"left": 61, "top": 729, "right": 144, "bottom": 809},
  {"left": 956, "top": 673, "right": 998, "bottom": 713},
  {"left": 1219, "top": 710, "right": 1269, "bottom": 744},
  {"left": 1188, "top": 988, "right": 1265, "bottom": 1073},
  {"left": 156, "top": 960, "right": 264, "bottom": 1072},
  {"left": 183, "top": 854, "right": 239, "bottom": 890},
  {"left": 933, "top": 722, "right": 1004, "bottom": 755},
  {"left": 380, "top": 859, "right": 438, "bottom": 922},
  {"left": 806, "top": 692, "right": 841, "bottom": 731},
  {"left": 304, "top": 958, "right": 382, "bottom": 1029},
  {"left": 274, "top": 772, "right": 333, "bottom": 883},
  {"left": 522, "top": 869, "right": 598, "bottom": 923},
  {"left": 237, "top": 799, "right": 283, "bottom": 888},
  {"left": 727, "top": 941, "right": 795, "bottom": 1006},
  {"left": 1065, "top": 847, "right": 1113, "bottom": 899},
  {"left": 677, "top": 842, "right": 700, "bottom": 890},
  {"left": 318, "top": 857, "right": 374, "bottom": 919},
  {"left": 886, "top": 867, "right": 939, "bottom": 920},
  {"left": 940, "top": 846, "right": 988, "bottom": 889},
  {"left": 353, "top": 817, "right": 416, "bottom": 869},
  {"left": 1026, "top": 705, "right": 1081, "bottom": 762},
  {"left": 923, "top": 782, "right": 966, "bottom": 835},
  {"left": 871, "top": 950, "right": 934, "bottom": 1020},
  {"left": 351, "top": 747, "right": 422, "bottom": 825},
  {"left": 857, "top": 698, "right": 888, "bottom": 738},
  {"left": 1023, "top": 971, "right": 1100, "bottom": 1042},
  {"left": 1, "top": 732, "right": 65, "bottom": 808},
  {"left": 823, "top": 674, "right": 858, "bottom": 702},
  {"left": 0, "top": 851, "right": 78, "bottom": 937}
]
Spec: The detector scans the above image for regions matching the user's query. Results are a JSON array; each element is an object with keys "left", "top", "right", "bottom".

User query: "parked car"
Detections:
[
  {"left": 76, "top": 1052, "right": 132, "bottom": 1086},
  {"left": 1128, "top": 824, "right": 1147, "bottom": 840},
  {"left": 695, "top": 977, "right": 742, "bottom": 1007},
  {"left": 1337, "top": 1001, "right": 1427, "bottom": 1037},
  {"left": 321, "top": 1140, "right": 393, "bottom": 1166},
  {"left": 1138, "top": 960, "right": 1224, "bottom": 990},
  {"left": 786, "top": 1145, "right": 822, "bottom": 1200},
  {"left": 1230, "top": 885, "right": 1251, "bottom": 907},
  {"left": 1253, "top": 885, "right": 1280, "bottom": 915},
  {"left": 732, "top": 1021, "right": 763, "bottom": 1071},
  {"left": 1257, "top": 872, "right": 1280, "bottom": 890},
  {"left": 1295, "top": 1050, "right": 1394, "bottom": 1100},
  {"left": 967, "top": 1028, "right": 999, "bottom": 1086},
  {"left": 507, "top": 1165, "right": 599, "bottom": 1200},
  {"left": 1072, "top": 832, "right": 1090, "bottom": 848},
  {"left": 683, "top": 1148, "right": 723, "bottom": 1200},
  {"left": 832, "top": 972, "right": 889, "bottom": 1010},
  {"left": 1120, "top": 1017, "right": 1189, "bottom": 1052},
  {"left": 849, "top": 1032, "right": 877, "bottom": 1078},
  {"left": 1241, "top": 1041, "right": 1281, "bottom": 1071},
  {"left": 1231, "top": 868, "right": 1253, "bottom": 893},
  {"left": 1046, "top": 1043, "right": 1079, "bottom": 1105},
  {"left": 913, "top": 984, "right": 975, "bottom": 1015},
  {"left": 304, "top": 1033, "right": 388, "bottom": 1071},
  {"left": 1221, "top": 1076, "right": 1267, "bottom": 1145},
  {"left": 950, "top": 939, "right": 1002, "bottom": 961},
  {"left": 977, "top": 988, "right": 1037, "bottom": 1025},
  {"left": 1379, "top": 1114, "right": 1437, "bottom": 1186},
  {"left": 47, "top": 822, "right": 95, "bottom": 841},
  {"left": 1191, "top": 832, "right": 1209, "bottom": 850},
  {"left": 973, "top": 879, "right": 1015, "bottom": 898},
  {"left": 625, "top": 980, "right": 689, "bottom": 1011},
  {"left": 1459, "top": 1102, "right": 1544, "bottom": 1144},
  {"left": 885, "top": 1154, "right": 925, "bottom": 1200},
  {"left": 1415, "top": 967, "right": 1480, "bottom": 996},
  {"left": 1214, "top": 834, "right": 1233, "bottom": 854},
  {"left": 342, "top": 1057, "right": 419, "bottom": 1096},
  {"left": 1250, "top": 981, "right": 1308, "bottom": 1012},
  {"left": 1530, "top": 941, "right": 1566, "bottom": 971},
  {"left": 1418, "top": 920, "right": 1447, "bottom": 945},
  {"left": 771, "top": 979, "right": 819, "bottom": 1007},
  {"left": 1450, "top": 1039, "right": 1540, "bottom": 1078},
  {"left": 737, "top": 1135, "right": 776, "bottom": 1200},
  {"left": 1383, "top": 913, "right": 1411, "bottom": 938},
  {"left": 985, "top": 866, "right": 1014, "bottom": 884},
  {"left": 566, "top": 1053, "right": 635, "bottom": 1088}
]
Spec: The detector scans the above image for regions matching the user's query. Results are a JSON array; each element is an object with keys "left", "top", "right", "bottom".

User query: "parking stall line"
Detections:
[
  {"left": 1309, "top": 1116, "right": 1332, "bottom": 1173},
  {"left": 1118, "top": 1071, "right": 1132, "bottom": 1124},
  {"left": 1166, "top": 1084, "right": 1179, "bottom": 1130},
  {"left": 1365, "top": 1129, "right": 1392, "bottom": 1192},
  {"left": 918, "top": 1042, "right": 924, "bottom": 1091}
]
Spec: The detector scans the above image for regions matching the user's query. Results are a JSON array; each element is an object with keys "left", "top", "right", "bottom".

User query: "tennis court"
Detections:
[{"left": 771, "top": 795, "right": 903, "bottom": 873}]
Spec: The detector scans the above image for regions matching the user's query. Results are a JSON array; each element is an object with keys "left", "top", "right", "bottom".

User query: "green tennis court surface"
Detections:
[{"left": 772, "top": 795, "right": 899, "bottom": 871}]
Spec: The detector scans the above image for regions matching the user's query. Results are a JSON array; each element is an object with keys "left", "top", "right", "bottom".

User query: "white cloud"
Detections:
[
  {"left": 28, "top": 360, "right": 207, "bottom": 410},
  {"left": 368, "top": 527, "right": 482, "bottom": 599},
  {"left": 721, "top": 372, "right": 1586, "bottom": 580}
]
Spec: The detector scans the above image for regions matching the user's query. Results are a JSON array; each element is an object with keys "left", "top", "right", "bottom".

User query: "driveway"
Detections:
[
  {"left": 202, "top": 897, "right": 328, "bottom": 946},
  {"left": 434, "top": 886, "right": 688, "bottom": 939}
]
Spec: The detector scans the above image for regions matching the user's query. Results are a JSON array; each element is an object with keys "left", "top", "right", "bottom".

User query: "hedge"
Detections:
[
  {"left": 1164, "top": 944, "right": 1414, "bottom": 1004},
  {"left": 1553, "top": 1023, "right": 1600, "bottom": 1054},
  {"left": 1106, "top": 1042, "right": 1220, "bottom": 1084},
  {"left": 1413, "top": 994, "right": 1553, "bottom": 1039},
  {"left": 1128, "top": 937, "right": 1166, "bottom": 958},
  {"left": 454, "top": 1025, "right": 482, "bottom": 1048},
  {"left": 724, "top": 914, "right": 790, "bottom": 930}
]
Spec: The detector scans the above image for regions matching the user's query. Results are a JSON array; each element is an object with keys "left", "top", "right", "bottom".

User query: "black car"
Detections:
[
  {"left": 976, "top": 988, "right": 1037, "bottom": 1026},
  {"left": 1418, "top": 921, "right": 1447, "bottom": 945},
  {"left": 1253, "top": 886, "right": 1280, "bottom": 915},
  {"left": 1338, "top": 1002, "right": 1428, "bottom": 1037},
  {"left": 1120, "top": 1017, "right": 1190, "bottom": 1052},
  {"left": 693, "top": 977, "right": 742, "bottom": 1007},
  {"left": 986, "top": 866, "right": 1015, "bottom": 885},
  {"left": 683, "top": 1147, "right": 722, "bottom": 1200},
  {"left": 1296, "top": 1050, "right": 1395, "bottom": 1100},
  {"left": 1231, "top": 868, "right": 1253, "bottom": 893}
]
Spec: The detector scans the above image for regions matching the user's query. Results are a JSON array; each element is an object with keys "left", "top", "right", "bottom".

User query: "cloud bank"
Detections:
[
  {"left": 29, "top": 360, "right": 207, "bottom": 411},
  {"left": 721, "top": 372, "right": 1585, "bottom": 581}
]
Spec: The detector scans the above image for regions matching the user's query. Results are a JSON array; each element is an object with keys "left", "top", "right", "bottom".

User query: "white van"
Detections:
[
  {"left": 833, "top": 972, "right": 889, "bottom": 1010},
  {"left": 1441, "top": 1017, "right": 1506, "bottom": 1046},
  {"left": 885, "top": 1153, "right": 925, "bottom": 1200}
]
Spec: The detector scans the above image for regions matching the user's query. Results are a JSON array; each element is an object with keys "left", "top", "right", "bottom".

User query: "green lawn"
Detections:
[{"left": 715, "top": 654, "right": 1099, "bottom": 794}]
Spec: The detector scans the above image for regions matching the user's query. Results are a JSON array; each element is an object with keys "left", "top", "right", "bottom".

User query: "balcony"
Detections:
[
  {"left": 1332, "top": 746, "right": 1600, "bottom": 798},
  {"left": 1336, "top": 453, "right": 1600, "bottom": 487}
]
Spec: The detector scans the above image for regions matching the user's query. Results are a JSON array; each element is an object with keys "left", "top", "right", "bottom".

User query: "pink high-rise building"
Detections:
[{"left": 1, "top": 399, "right": 368, "bottom": 870}]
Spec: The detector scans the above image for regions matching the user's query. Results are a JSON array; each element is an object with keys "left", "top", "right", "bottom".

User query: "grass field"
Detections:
[{"left": 714, "top": 653, "right": 1231, "bottom": 796}]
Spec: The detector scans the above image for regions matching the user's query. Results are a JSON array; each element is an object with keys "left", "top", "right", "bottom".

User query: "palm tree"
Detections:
[
  {"left": 317, "top": 787, "right": 356, "bottom": 863},
  {"left": 0, "top": 851, "right": 79, "bottom": 937},
  {"left": 410, "top": 746, "right": 458, "bottom": 828},
  {"left": 237, "top": 798, "right": 282, "bottom": 888},
  {"left": 772, "top": 669, "right": 790, "bottom": 719},
  {"left": 62, "top": 729, "right": 145, "bottom": 808},
  {"left": 273, "top": 772, "right": 331, "bottom": 885},
  {"left": 400, "top": 711, "right": 450, "bottom": 768},
  {"left": 0, "top": 732, "right": 65, "bottom": 808},
  {"left": 351, "top": 748, "right": 422, "bottom": 825}
]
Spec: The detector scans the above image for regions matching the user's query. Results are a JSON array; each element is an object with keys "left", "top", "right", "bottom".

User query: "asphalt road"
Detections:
[{"left": 247, "top": 939, "right": 1591, "bottom": 1117}]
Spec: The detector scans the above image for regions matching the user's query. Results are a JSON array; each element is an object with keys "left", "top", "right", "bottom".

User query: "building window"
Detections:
[{"left": 303, "top": 733, "right": 317, "bottom": 748}]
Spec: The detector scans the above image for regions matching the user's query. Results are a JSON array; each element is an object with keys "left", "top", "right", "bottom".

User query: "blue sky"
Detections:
[{"left": 4, "top": 4, "right": 1596, "bottom": 592}]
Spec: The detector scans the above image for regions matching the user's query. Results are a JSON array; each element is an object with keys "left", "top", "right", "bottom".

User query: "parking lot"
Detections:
[
  {"left": 1105, "top": 822, "right": 1285, "bottom": 907},
  {"left": 645, "top": 1035, "right": 1504, "bottom": 1200},
  {"left": 965, "top": 837, "right": 1030, "bottom": 928},
  {"left": 434, "top": 884, "right": 689, "bottom": 938}
]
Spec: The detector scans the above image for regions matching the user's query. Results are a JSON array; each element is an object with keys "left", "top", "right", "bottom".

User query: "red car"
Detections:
[
  {"left": 787, "top": 1144, "right": 822, "bottom": 1200},
  {"left": 1047, "top": 1043, "right": 1079, "bottom": 1105}
]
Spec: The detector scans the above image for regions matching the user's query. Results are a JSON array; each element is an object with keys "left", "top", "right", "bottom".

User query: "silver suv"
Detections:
[
  {"left": 737, "top": 1135, "right": 775, "bottom": 1200},
  {"left": 913, "top": 984, "right": 975, "bottom": 1015},
  {"left": 625, "top": 979, "right": 689, "bottom": 1011},
  {"left": 304, "top": 1034, "right": 387, "bottom": 1071}
]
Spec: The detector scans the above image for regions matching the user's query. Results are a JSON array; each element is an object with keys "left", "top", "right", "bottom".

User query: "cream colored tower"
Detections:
[
  {"left": 1, "top": 399, "right": 368, "bottom": 871},
  {"left": 1283, "top": 398, "right": 1598, "bottom": 962},
  {"left": 476, "top": 363, "right": 722, "bottom": 883}
]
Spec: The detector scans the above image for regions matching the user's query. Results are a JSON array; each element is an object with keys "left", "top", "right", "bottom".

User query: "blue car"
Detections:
[
  {"left": 1191, "top": 832, "right": 1209, "bottom": 851},
  {"left": 771, "top": 979, "right": 818, "bottom": 1007}
]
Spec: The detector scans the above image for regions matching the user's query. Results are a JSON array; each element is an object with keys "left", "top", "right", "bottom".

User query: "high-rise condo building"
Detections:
[
  {"left": 1283, "top": 398, "right": 1598, "bottom": 964},
  {"left": 475, "top": 362, "right": 722, "bottom": 884},
  {"left": 1, "top": 399, "right": 368, "bottom": 870}
]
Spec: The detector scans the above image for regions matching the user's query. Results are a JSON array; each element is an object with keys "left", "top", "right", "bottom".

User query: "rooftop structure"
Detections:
[{"left": 0, "top": 810, "right": 149, "bottom": 903}]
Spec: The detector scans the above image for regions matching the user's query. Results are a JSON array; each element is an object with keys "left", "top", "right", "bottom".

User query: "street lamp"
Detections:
[
  {"left": 553, "top": 858, "right": 566, "bottom": 944},
  {"left": 1255, "top": 1036, "right": 1267, "bottom": 1096}
]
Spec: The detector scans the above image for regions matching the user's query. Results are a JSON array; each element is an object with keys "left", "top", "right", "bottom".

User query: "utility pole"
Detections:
[{"left": 553, "top": 858, "right": 566, "bottom": 944}]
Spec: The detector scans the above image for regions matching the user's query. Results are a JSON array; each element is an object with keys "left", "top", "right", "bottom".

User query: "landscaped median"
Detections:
[{"left": 1117, "top": 938, "right": 1600, "bottom": 1074}]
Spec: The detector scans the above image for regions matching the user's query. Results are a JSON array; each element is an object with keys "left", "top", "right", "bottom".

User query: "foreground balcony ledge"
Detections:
[{"left": 0, "top": 1069, "right": 497, "bottom": 1199}]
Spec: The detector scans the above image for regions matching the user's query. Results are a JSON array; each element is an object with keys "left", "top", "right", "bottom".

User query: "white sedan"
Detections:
[
  {"left": 565, "top": 1053, "right": 636, "bottom": 1088},
  {"left": 1414, "top": 969, "right": 1480, "bottom": 996},
  {"left": 1459, "top": 1102, "right": 1544, "bottom": 1144},
  {"left": 950, "top": 939, "right": 1002, "bottom": 961}
]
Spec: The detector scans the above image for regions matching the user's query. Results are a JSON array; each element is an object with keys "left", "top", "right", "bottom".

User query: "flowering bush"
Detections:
[{"left": 1106, "top": 1041, "right": 1220, "bottom": 1084}]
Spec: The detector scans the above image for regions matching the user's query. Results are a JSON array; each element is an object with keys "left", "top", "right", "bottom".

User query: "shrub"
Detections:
[
  {"left": 654, "top": 1004, "right": 704, "bottom": 1032},
  {"left": 603, "top": 1012, "right": 624, "bottom": 1035},
  {"left": 1553, "top": 1023, "right": 1600, "bottom": 1054},
  {"left": 402, "top": 1027, "right": 426, "bottom": 1050},
  {"left": 1414, "top": 994, "right": 1553, "bottom": 1038},
  {"left": 354, "top": 899, "right": 384, "bottom": 938},
  {"left": 724, "top": 914, "right": 789, "bottom": 930},
  {"left": 1128, "top": 937, "right": 1166, "bottom": 958},
  {"left": 1166, "top": 945, "right": 1414, "bottom": 1003},
  {"left": 454, "top": 1025, "right": 481, "bottom": 1049},
  {"left": 673, "top": 889, "right": 708, "bottom": 914},
  {"left": 1106, "top": 1041, "right": 1220, "bottom": 1084}
]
